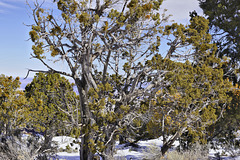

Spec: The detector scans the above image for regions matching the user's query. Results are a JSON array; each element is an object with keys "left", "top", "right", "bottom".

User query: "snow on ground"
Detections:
[
  {"left": 114, "top": 137, "right": 179, "bottom": 159},
  {"left": 52, "top": 136, "right": 80, "bottom": 159},
  {"left": 53, "top": 136, "right": 80, "bottom": 152},
  {"left": 53, "top": 136, "right": 240, "bottom": 160}
]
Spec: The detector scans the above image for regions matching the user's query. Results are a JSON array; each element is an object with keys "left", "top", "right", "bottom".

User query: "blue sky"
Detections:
[{"left": 0, "top": 0, "right": 203, "bottom": 79}]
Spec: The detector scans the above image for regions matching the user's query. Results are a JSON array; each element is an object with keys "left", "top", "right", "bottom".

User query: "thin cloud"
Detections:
[{"left": 0, "top": 1, "right": 18, "bottom": 9}]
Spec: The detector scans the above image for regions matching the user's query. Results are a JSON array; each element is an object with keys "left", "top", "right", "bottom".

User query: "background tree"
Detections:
[
  {"left": 0, "top": 75, "right": 33, "bottom": 159},
  {"left": 199, "top": 0, "right": 240, "bottom": 153},
  {"left": 24, "top": 72, "right": 79, "bottom": 158},
  {"left": 0, "top": 75, "right": 26, "bottom": 138},
  {"left": 198, "top": 0, "right": 240, "bottom": 83}
]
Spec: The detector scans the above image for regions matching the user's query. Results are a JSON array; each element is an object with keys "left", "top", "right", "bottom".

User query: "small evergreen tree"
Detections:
[
  {"left": 24, "top": 73, "right": 80, "bottom": 158},
  {"left": 143, "top": 16, "right": 232, "bottom": 155}
]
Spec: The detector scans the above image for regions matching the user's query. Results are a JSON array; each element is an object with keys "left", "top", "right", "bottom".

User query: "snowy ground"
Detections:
[
  {"left": 52, "top": 136, "right": 80, "bottom": 160},
  {"left": 51, "top": 136, "right": 240, "bottom": 160}
]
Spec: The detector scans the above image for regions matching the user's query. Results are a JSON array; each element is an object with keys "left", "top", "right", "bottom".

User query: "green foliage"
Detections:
[
  {"left": 205, "top": 84, "right": 240, "bottom": 149},
  {"left": 25, "top": 73, "right": 79, "bottom": 135},
  {"left": 29, "top": 0, "right": 165, "bottom": 61},
  {"left": 29, "top": 30, "right": 39, "bottom": 42},
  {"left": 87, "top": 82, "right": 131, "bottom": 154},
  {"left": 32, "top": 42, "right": 44, "bottom": 58},
  {"left": 145, "top": 54, "right": 231, "bottom": 141},
  {"left": 144, "top": 17, "right": 232, "bottom": 145},
  {"left": 0, "top": 75, "right": 59, "bottom": 159},
  {"left": 164, "top": 16, "right": 216, "bottom": 61}
]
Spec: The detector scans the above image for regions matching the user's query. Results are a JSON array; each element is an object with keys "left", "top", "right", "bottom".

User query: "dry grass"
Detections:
[{"left": 143, "top": 142, "right": 209, "bottom": 160}]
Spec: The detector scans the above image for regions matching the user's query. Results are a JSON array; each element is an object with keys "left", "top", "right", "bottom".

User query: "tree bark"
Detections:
[
  {"left": 102, "top": 140, "right": 115, "bottom": 160},
  {"left": 161, "top": 127, "right": 186, "bottom": 156},
  {"left": 74, "top": 77, "right": 94, "bottom": 160}
]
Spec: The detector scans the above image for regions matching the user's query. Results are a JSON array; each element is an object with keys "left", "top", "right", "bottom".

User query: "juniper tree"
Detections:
[
  {"left": 27, "top": 0, "right": 231, "bottom": 159},
  {"left": 198, "top": 0, "right": 240, "bottom": 150},
  {"left": 145, "top": 55, "right": 231, "bottom": 154},
  {"left": 27, "top": 0, "right": 166, "bottom": 159},
  {"left": 136, "top": 16, "right": 232, "bottom": 155},
  {"left": 24, "top": 73, "right": 80, "bottom": 158}
]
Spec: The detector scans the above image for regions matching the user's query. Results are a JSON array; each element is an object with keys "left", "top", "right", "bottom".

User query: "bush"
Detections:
[{"left": 0, "top": 132, "right": 58, "bottom": 160}]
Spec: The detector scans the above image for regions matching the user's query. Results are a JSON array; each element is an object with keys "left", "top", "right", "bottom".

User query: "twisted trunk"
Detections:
[
  {"left": 75, "top": 77, "right": 94, "bottom": 160},
  {"left": 161, "top": 127, "right": 187, "bottom": 156}
]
